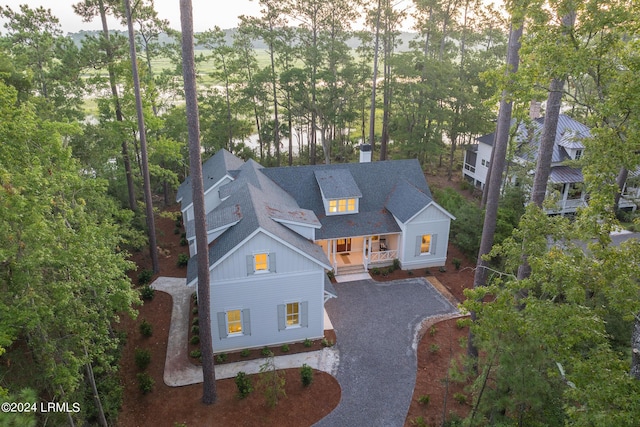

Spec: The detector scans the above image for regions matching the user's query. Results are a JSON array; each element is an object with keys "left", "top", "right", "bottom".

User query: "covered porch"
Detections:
[{"left": 318, "top": 234, "right": 401, "bottom": 275}]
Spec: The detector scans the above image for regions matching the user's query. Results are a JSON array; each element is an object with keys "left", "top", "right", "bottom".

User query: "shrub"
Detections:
[
  {"left": 303, "top": 338, "right": 313, "bottom": 348},
  {"left": 429, "top": 325, "right": 437, "bottom": 336},
  {"left": 439, "top": 266, "right": 447, "bottom": 273},
  {"left": 137, "top": 372, "right": 154, "bottom": 394},
  {"left": 175, "top": 215, "right": 183, "bottom": 228},
  {"left": 371, "top": 268, "right": 381, "bottom": 275},
  {"left": 452, "top": 258, "right": 461, "bottom": 270},
  {"left": 235, "top": 371, "right": 253, "bottom": 398},
  {"left": 392, "top": 258, "right": 400, "bottom": 271},
  {"left": 418, "top": 394, "right": 430, "bottom": 405},
  {"left": 280, "top": 344, "right": 289, "bottom": 352},
  {"left": 261, "top": 347, "right": 273, "bottom": 357},
  {"left": 192, "top": 316, "right": 199, "bottom": 326},
  {"left": 216, "top": 353, "right": 228, "bottom": 363},
  {"left": 327, "top": 270, "right": 335, "bottom": 280},
  {"left": 189, "top": 350, "right": 201, "bottom": 359},
  {"left": 137, "top": 269, "right": 153, "bottom": 285},
  {"left": 140, "top": 285, "right": 155, "bottom": 301},
  {"left": 139, "top": 319, "right": 153, "bottom": 337},
  {"left": 407, "top": 270, "right": 414, "bottom": 276},
  {"left": 456, "top": 318, "right": 469, "bottom": 329},
  {"left": 453, "top": 392, "right": 468, "bottom": 404},
  {"left": 180, "top": 237, "right": 188, "bottom": 246},
  {"left": 177, "top": 253, "right": 189, "bottom": 267},
  {"left": 192, "top": 307, "right": 198, "bottom": 315},
  {"left": 321, "top": 337, "right": 333, "bottom": 347},
  {"left": 300, "top": 364, "right": 313, "bottom": 386},
  {"left": 240, "top": 349, "right": 251, "bottom": 357},
  {"left": 189, "top": 335, "right": 200, "bottom": 345},
  {"left": 173, "top": 227, "right": 181, "bottom": 235},
  {"left": 411, "top": 416, "right": 427, "bottom": 427},
  {"left": 135, "top": 348, "right": 151, "bottom": 370},
  {"left": 429, "top": 344, "right": 440, "bottom": 353},
  {"left": 258, "top": 354, "right": 286, "bottom": 408},
  {"left": 191, "top": 325, "right": 199, "bottom": 335}
]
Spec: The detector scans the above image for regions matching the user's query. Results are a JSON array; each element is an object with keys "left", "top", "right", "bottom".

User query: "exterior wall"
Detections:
[
  {"left": 398, "top": 205, "right": 451, "bottom": 269},
  {"left": 462, "top": 143, "right": 492, "bottom": 188},
  {"left": 209, "top": 231, "right": 326, "bottom": 353},
  {"left": 210, "top": 270, "right": 325, "bottom": 353}
]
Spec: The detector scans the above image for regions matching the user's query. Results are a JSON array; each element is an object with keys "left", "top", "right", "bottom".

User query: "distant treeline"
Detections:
[{"left": 67, "top": 27, "right": 417, "bottom": 51}]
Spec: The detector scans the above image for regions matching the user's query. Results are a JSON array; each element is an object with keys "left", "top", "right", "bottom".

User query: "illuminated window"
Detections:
[
  {"left": 227, "top": 310, "right": 242, "bottom": 335},
  {"left": 328, "top": 198, "right": 357, "bottom": 214},
  {"left": 420, "top": 235, "right": 432, "bottom": 254},
  {"left": 286, "top": 303, "right": 300, "bottom": 327},
  {"left": 254, "top": 253, "right": 268, "bottom": 271}
]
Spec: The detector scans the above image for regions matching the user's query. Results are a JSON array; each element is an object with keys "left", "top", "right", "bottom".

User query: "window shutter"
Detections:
[
  {"left": 246, "top": 255, "right": 254, "bottom": 275},
  {"left": 242, "top": 308, "right": 251, "bottom": 336},
  {"left": 217, "top": 312, "right": 228, "bottom": 339},
  {"left": 300, "top": 301, "right": 309, "bottom": 328},
  {"left": 277, "top": 304, "right": 286, "bottom": 331},
  {"left": 415, "top": 235, "right": 422, "bottom": 256},
  {"left": 431, "top": 234, "right": 437, "bottom": 255},
  {"left": 268, "top": 252, "right": 276, "bottom": 272}
]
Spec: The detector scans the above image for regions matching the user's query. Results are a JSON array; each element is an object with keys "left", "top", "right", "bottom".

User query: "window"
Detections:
[
  {"left": 217, "top": 309, "right": 251, "bottom": 338},
  {"left": 575, "top": 149, "right": 583, "bottom": 160},
  {"left": 254, "top": 253, "right": 268, "bottom": 271},
  {"left": 227, "top": 309, "right": 242, "bottom": 334},
  {"left": 286, "top": 303, "right": 300, "bottom": 327},
  {"left": 420, "top": 235, "right": 432, "bottom": 254},
  {"left": 328, "top": 198, "right": 357, "bottom": 214},
  {"left": 247, "top": 253, "right": 276, "bottom": 274},
  {"left": 278, "top": 302, "right": 308, "bottom": 330},
  {"left": 415, "top": 234, "right": 437, "bottom": 257}
]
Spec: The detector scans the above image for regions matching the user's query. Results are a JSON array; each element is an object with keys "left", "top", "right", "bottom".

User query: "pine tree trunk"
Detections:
[
  {"left": 180, "top": 0, "right": 217, "bottom": 404},
  {"left": 632, "top": 313, "right": 640, "bottom": 380},
  {"left": 125, "top": 0, "right": 159, "bottom": 274},
  {"left": 468, "top": 21, "right": 523, "bottom": 361}
]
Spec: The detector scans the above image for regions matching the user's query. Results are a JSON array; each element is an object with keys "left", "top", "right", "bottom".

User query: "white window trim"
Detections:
[
  {"left": 285, "top": 302, "right": 301, "bottom": 329},
  {"left": 226, "top": 309, "right": 244, "bottom": 337}
]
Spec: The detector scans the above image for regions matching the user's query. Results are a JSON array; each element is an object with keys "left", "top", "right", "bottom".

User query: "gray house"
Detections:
[
  {"left": 463, "top": 114, "right": 638, "bottom": 215},
  {"left": 177, "top": 148, "right": 454, "bottom": 353}
]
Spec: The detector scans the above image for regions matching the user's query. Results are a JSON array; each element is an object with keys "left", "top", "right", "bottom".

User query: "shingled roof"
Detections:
[
  {"left": 263, "top": 159, "right": 432, "bottom": 239},
  {"left": 181, "top": 151, "right": 440, "bottom": 284}
]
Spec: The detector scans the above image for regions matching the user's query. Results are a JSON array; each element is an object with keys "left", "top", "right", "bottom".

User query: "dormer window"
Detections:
[
  {"left": 314, "top": 169, "right": 362, "bottom": 216},
  {"left": 575, "top": 149, "right": 583, "bottom": 160},
  {"left": 329, "top": 198, "right": 357, "bottom": 213}
]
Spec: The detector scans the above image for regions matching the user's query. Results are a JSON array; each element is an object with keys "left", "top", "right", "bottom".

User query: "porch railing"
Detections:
[{"left": 369, "top": 250, "right": 398, "bottom": 263}]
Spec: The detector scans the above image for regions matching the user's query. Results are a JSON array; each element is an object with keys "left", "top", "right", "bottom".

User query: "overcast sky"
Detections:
[{"left": 0, "top": 0, "right": 263, "bottom": 33}]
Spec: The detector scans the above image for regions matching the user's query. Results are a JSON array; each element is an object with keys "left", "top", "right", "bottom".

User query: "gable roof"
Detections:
[
  {"left": 477, "top": 114, "right": 590, "bottom": 164},
  {"left": 263, "top": 159, "right": 434, "bottom": 239},
  {"left": 184, "top": 157, "right": 329, "bottom": 285},
  {"left": 386, "top": 179, "right": 433, "bottom": 223},
  {"left": 314, "top": 169, "right": 362, "bottom": 199},
  {"left": 176, "top": 148, "right": 245, "bottom": 208}
]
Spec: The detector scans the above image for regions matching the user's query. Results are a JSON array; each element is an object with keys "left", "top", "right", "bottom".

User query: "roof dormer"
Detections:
[{"left": 314, "top": 169, "right": 362, "bottom": 216}]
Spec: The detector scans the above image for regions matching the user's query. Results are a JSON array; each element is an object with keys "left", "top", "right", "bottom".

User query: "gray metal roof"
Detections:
[
  {"left": 263, "top": 159, "right": 433, "bottom": 240},
  {"left": 477, "top": 114, "right": 589, "bottom": 164},
  {"left": 549, "top": 166, "right": 583, "bottom": 184},
  {"left": 314, "top": 169, "right": 362, "bottom": 199}
]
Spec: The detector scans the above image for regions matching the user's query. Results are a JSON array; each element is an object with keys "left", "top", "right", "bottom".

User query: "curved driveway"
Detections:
[{"left": 315, "top": 277, "right": 458, "bottom": 427}]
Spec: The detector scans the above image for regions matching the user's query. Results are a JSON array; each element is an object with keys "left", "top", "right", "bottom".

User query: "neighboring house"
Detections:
[
  {"left": 463, "top": 114, "right": 639, "bottom": 215},
  {"left": 177, "top": 146, "right": 454, "bottom": 353}
]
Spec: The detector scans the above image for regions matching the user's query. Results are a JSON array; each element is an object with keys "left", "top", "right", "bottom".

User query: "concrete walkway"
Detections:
[{"left": 151, "top": 277, "right": 339, "bottom": 386}]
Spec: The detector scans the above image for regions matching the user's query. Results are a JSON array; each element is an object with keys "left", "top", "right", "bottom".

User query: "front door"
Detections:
[{"left": 336, "top": 238, "right": 351, "bottom": 253}]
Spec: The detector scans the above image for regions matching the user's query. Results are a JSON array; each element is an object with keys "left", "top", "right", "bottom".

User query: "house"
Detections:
[
  {"left": 177, "top": 146, "right": 454, "bottom": 353},
  {"left": 463, "top": 114, "right": 639, "bottom": 215}
]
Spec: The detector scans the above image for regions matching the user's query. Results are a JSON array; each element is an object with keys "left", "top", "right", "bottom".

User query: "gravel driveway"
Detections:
[{"left": 315, "top": 277, "right": 458, "bottom": 427}]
